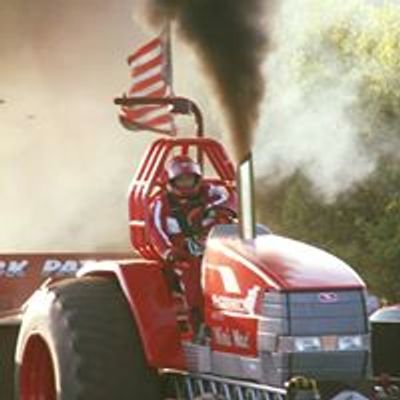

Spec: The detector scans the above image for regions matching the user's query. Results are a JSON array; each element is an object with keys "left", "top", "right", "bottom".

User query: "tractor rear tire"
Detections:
[
  {"left": 15, "top": 276, "right": 162, "bottom": 400},
  {"left": 0, "top": 325, "right": 19, "bottom": 400}
]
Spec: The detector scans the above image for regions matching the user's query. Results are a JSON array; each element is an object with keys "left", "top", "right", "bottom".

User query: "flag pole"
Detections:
[
  {"left": 164, "top": 22, "right": 174, "bottom": 94},
  {"left": 163, "top": 21, "right": 179, "bottom": 137}
]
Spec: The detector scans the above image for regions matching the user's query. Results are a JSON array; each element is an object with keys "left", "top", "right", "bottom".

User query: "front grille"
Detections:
[
  {"left": 260, "top": 290, "right": 370, "bottom": 387},
  {"left": 288, "top": 291, "right": 367, "bottom": 336},
  {"left": 261, "top": 290, "right": 368, "bottom": 336}
]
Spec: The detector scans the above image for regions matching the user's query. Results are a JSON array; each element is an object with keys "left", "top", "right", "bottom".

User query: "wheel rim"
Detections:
[{"left": 20, "top": 335, "right": 57, "bottom": 400}]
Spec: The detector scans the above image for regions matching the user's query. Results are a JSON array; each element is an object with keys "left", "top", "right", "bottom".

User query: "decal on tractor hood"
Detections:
[
  {"left": 211, "top": 286, "right": 261, "bottom": 314},
  {"left": 213, "top": 326, "right": 250, "bottom": 350},
  {"left": 208, "top": 264, "right": 242, "bottom": 294}
]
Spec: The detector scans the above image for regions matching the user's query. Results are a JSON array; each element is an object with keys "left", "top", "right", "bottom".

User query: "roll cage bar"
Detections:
[{"left": 114, "top": 96, "right": 205, "bottom": 138}]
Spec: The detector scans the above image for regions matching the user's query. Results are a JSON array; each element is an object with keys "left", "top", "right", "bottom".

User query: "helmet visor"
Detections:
[{"left": 173, "top": 173, "right": 199, "bottom": 189}]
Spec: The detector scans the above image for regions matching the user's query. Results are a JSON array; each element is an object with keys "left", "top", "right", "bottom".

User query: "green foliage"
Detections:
[
  {"left": 293, "top": 0, "right": 400, "bottom": 142},
  {"left": 257, "top": 1, "right": 400, "bottom": 302},
  {"left": 258, "top": 163, "right": 400, "bottom": 302}
]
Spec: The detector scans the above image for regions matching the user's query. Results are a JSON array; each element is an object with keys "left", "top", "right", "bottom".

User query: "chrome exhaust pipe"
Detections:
[{"left": 237, "top": 153, "right": 256, "bottom": 240}]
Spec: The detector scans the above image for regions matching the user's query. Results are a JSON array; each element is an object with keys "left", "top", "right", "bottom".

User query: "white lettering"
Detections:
[
  {"left": 211, "top": 286, "right": 261, "bottom": 314},
  {"left": 0, "top": 260, "right": 29, "bottom": 277},
  {"left": 213, "top": 326, "right": 232, "bottom": 347},
  {"left": 232, "top": 329, "right": 250, "bottom": 349},
  {"left": 213, "top": 327, "right": 250, "bottom": 350},
  {"left": 42, "top": 259, "right": 83, "bottom": 277},
  {"left": 59, "top": 260, "right": 80, "bottom": 275},
  {"left": 42, "top": 259, "right": 62, "bottom": 274},
  {"left": 212, "top": 294, "right": 247, "bottom": 313},
  {"left": 0, "top": 261, "right": 6, "bottom": 274}
]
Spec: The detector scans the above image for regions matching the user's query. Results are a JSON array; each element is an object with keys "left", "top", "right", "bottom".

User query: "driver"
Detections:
[{"left": 150, "top": 155, "right": 234, "bottom": 336}]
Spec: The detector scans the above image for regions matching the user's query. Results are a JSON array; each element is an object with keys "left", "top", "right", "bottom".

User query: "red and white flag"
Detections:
[{"left": 119, "top": 32, "right": 176, "bottom": 135}]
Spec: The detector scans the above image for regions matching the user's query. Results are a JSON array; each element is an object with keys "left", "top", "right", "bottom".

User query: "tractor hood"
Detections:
[{"left": 207, "top": 227, "right": 365, "bottom": 291}]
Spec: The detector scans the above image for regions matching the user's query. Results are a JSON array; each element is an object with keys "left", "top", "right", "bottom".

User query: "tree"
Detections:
[{"left": 257, "top": 1, "right": 400, "bottom": 302}]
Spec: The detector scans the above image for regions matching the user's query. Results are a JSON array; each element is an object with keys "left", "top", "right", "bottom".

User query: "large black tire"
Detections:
[
  {"left": 15, "top": 276, "right": 163, "bottom": 400},
  {"left": 0, "top": 325, "right": 19, "bottom": 400}
]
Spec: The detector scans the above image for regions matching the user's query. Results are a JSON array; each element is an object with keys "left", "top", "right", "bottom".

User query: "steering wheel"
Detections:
[
  {"left": 203, "top": 205, "right": 237, "bottom": 225},
  {"left": 184, "top": 206, "right": 237, "bottom": 257}
]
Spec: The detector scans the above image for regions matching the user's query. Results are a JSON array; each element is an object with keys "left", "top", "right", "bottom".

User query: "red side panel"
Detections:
[
  {"left": 0, "top": 253, "right": 131, "bottom": 318},
  {"left": 203, "top": 244, "right": 268, "bottom": 358},
  {"left": 79, "top": 260, "right": 185, "bottom": 369}
]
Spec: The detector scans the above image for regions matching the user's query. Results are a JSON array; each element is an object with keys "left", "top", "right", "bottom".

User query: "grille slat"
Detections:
[{"left": 166, "top": 372, "right": 286, "bottom": 400}]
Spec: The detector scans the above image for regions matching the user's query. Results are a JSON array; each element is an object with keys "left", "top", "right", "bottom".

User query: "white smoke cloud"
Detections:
[
  {"left": 254, "top": 0, "right": 385, "bottom": 200},
  {"left": 0, "top": 79, "right": 149, "bottom": 251},
  {"left": 0, "top": 0, "right": 230, "bottom": 252},
  {"left": 0, "top": 1, "right": 149, "bottom": 251}
]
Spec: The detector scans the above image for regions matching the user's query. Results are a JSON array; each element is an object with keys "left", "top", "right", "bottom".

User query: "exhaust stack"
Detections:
[{"left": 238, "top": 153, "right": 256, "bottom": 240}]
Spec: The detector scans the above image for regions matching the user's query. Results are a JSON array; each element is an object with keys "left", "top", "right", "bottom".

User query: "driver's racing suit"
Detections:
[{"left": 149, "top": 182, "right": 232, "bottom": 326}]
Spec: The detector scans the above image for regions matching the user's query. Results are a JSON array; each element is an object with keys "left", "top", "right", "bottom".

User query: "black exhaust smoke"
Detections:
[{"left": 146, "top": 0, "right": 275, "bottom": 162}]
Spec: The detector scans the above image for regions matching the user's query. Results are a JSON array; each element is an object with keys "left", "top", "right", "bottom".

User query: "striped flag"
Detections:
[{"left": 119, "top": 32, "right": 176, "bottom": 135}]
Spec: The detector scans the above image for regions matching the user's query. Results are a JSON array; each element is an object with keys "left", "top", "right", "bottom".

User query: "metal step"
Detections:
[{"left": 162, "top": 371, "right": 286, "bottom": 400}]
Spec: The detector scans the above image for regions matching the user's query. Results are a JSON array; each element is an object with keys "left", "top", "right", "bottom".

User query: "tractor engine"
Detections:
[{"left": 184, "top": 224, "right": 370, "bottom": 390}]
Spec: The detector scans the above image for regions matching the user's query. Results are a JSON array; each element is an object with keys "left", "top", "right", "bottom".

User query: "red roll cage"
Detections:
[
  {"left": 127, "top": 137, "right": 236, "bottom": 259},
  {"left": 114, "top": 96, "right": 237, "bottom": 259}
]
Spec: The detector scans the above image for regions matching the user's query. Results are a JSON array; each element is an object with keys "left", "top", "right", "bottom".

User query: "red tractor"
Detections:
[{"left": 0, "top": 97, "right": 393, "bottom": 400}]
